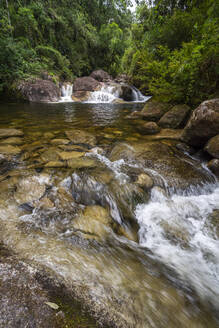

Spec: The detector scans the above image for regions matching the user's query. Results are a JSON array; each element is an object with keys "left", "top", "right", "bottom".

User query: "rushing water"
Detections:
[{"left": 0, "top": 102, "right": 218, "bottom": 327}]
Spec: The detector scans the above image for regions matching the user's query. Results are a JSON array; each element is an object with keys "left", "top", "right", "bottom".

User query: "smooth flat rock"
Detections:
[
  {"left": 0, "top": 137, "right": 23, "bottom": 145},
  {"left": 50, "top": 139, "right": 70, "bottom": 145},
  {"left": 0, "top": 129, "right": 24, "bottom": 138},
  {"left": 67, "top": 157, "right": 97, "bottom": 169},
  {"left": 45, "top": 161, "right": 66, "bottom": 168},
  {"left": 142, "top": 129, "right": 183, "bottom": 141},
  {"left": 65, "top": 130, "right": 96, "bottom": 146},
  {"left": 58, "top": 151, "right": 85, "bottom": 161},
  {"left": 0, "top": 145, "right": 22, "bottom": 155}
]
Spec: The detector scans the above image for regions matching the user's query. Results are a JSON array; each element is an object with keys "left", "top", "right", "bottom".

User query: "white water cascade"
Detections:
[
  {"left": 131, "top": 86, "right": 149, "bottom": 102},
  {"left": 86, "top": 84, "right": 121, "bottom": 103},
  {"left": 135, "top": 183, "right": 219, "bottom": 307},
  {"left": 60, "top": 84, "right": 73, "bottom": 102},
  {"left": 86, "top": 83, "right": 150, "bottom": 103}
]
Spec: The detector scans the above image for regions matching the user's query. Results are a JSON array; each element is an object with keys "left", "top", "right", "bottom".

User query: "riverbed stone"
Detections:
[
  {"left": 182, "top": 98, "right": 219, "bottom": 147},
  {"left": 158, "top": 104, "right": 190, "bottom": 129},
  {"left": 50, "top": 138, "right": 70, "bottom": 145},
  {"left": 67, "top": 157, "right": 97, "bottom": 169},
  {"left": 207, "top": 159, "right": 219, "bottom": 177},
  {"left": 58, "top": 151, "right": 85, "bottom": 161},
  {"left": 40, "top": 148, "right": 60, "bottom": 162},
  {"left": 45, "top": 161, "right": 66, "bottom": 168},
  {"left": 0, "top": 144, "right": 22, "bottom": 155},
  {"left": 109, "top": 141, "right": 213, "bottom": 190},
  {"left": 65, "top": 129, "right": 96, "bottom": 146},
  {"left": 136, "top": 173, "right": 154, "bottom": 189},
  {"left": 140, "top": 100, "right": 171, "bottom": 121},
  {"left": 0, "top": 128, "right": 24, "bottom": 138},
  {"left": 204, "top": 135, "right": 219, "bottom": 158},
  {"left": 73, "top": 205, "right": 113, "bottom": 240},
  {"left": 0, "top": 137, "right": 23, "bottom": 145},
  {"left": 139, "top": 122, "right": 161, "bottom": 135},
  {"left": 14, "top": 175, "right": 49, "bottom": 204}
]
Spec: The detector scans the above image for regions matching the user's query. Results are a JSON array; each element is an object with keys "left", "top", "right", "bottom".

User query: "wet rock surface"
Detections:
[
  {"left": 140, "top": 100, "right": 171, "bottom": 121},
  {"left": 158, "top": 104, "right": 190, "bottom": 129},
  {"left": 18, "top": 79, "right": 60, "bottom": 103},
  {"left": 182, "top": 98, "right": 219, "bottom": 146},
  {"left": 73, "top": 77, "right": 100, "bottom": 92},
  {"left": 90, "top": 70, "right": 112, "bottom": 82},
  {"left": 204, "top": 135, "right": 219, "bottom": 159}
]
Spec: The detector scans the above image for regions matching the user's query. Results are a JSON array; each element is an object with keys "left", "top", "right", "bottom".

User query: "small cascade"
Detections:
[
  {"left": 86, "top": 84, "right": 121, "bottom": 103},
  {"left": 132, "top": 86, "right": 150, "bottom": 102},
  {"left": 60, "top": 83, "right": 73, "bottom": 102},
  {"left": 86, "top": 83, "right": 149, "bottom": 103},
  {"left": 135, "top": 182, "right": 219, "bottom": 306}
]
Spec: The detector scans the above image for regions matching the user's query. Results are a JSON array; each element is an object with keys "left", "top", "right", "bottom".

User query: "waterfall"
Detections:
[
  {"left": 86, "top": 83, "right": 150, "bottom": 103},
  {"left": 60, "top": 84, "right": 73, "bottom": 102},
  {"left": 86, "top": 84, "right": 121, "bottom": 103},
  {"left": 132, "top": 86, "right": 150, "bottom": 102}
]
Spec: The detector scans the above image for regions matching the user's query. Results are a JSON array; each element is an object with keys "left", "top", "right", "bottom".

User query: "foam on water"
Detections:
[{"left": 135, "top": 183, "right": 219, "bottom": 306}]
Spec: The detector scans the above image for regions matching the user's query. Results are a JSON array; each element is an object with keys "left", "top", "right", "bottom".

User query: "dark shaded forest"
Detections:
[{"left": 0, "top": 0, "right": 218, "bottom": 105}]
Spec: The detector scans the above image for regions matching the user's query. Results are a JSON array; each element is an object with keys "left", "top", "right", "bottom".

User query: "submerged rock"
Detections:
[
  {"left": 73, "top": 205, "right": 113, "bottom": 240},
  {"left": 140, "top": 100, "right": 171, "bottom": 121},
  {"left": 139, "top": 122, "right": 161, "bottom": 135},
  {"left": 136, "top": 173, "right": 154, "bottom": 190},
  {"left": 58, "top": 151, "right": 85, "bottom": 161},
  {"left": 14, "top": 175, "right": 48, "bottom": 205},
  {"left": 0, "top": 144, "right": 22, "bottom": 155},
  {"left": 182, "top": 98, "right": 219, "bottom": 147},
  {"left": 204, "top": 135, "right": 219, "bottom": 159},
  {"left": 109, "top": 141, "right": 214, "bottom": 190},
  {"left": 0, "top": 137, "right": 23, "bottom": 145},
  {"left": 65, "top": 129, "right": 96, "bottom": 146},
  {"left": 0, "top": 128, "right": 24, "bottom": 138},
  {"left": 67, "top": 157, "right": 98, "bottom": 169},
  {"left": 158, "top": 104, "right": 190, "bottom": 129}
]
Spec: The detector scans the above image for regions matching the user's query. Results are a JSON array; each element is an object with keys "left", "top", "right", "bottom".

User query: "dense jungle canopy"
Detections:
[{"left": 0, "top": 0, "right": 218, "bottom": 105}]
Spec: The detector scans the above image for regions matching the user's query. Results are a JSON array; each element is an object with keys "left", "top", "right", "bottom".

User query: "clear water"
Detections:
[{"left": 0, "top": 102, "right": 218, "bottom": 327}]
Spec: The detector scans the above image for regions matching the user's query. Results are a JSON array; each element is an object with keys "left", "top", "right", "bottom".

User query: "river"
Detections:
[{"left": 0, "top": 101, "right": 218, "bottom": 327}]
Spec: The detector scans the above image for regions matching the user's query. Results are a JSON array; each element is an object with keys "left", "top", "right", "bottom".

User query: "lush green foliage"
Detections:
[
  {"left": 122, "top": 0, "right": 219, "bottom": 105},
  {"left": 0, "top": 0, "right": 132, "bottom": 92}
]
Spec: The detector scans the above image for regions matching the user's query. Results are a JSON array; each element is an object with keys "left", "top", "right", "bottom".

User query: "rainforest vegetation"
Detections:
[{"left": 0, "top": 0, "right": 218, "bottom": 105}]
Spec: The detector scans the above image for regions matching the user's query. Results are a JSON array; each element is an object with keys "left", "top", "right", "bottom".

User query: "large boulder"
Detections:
[
  {"left": 90, "top": 70, "right": 111, "bottom": 82},
  {"left": 73, "top": 76, "right": 100, "bottom": 92},
  {"left": 140, "top": 100, "right": 171, "bottom": 121},
  {"left": 139, "top": 122, "right": 161, "bottom": 135},
  {"left": 120, "top": 84, "right": 133, "bottom": 101},
  {"left": 204, "top": 135, "right": 219, "bottom": 158},
  {"left": 181, "top": 99, "right": 219, "bottom": 147},
  {"left": 208, "top": 159, "right": 219, "bottom": 178},
  {"left": 18, "top": 79, "right": 60, "bottom": 103},
  {"left": 158, "top": 104, "right": 190, "bottom": 129}
]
